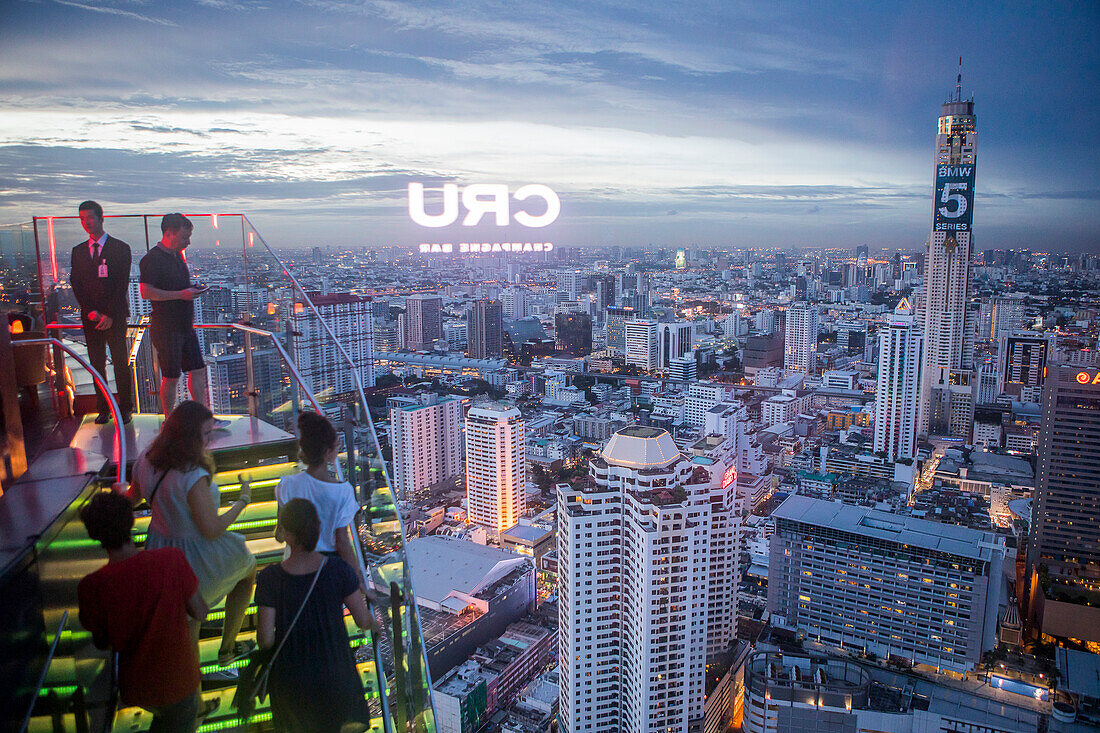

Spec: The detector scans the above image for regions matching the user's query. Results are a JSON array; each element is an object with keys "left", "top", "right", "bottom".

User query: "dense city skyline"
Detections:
[{"left": 1, "top": 1, "right": 1097, "bottom": 251}]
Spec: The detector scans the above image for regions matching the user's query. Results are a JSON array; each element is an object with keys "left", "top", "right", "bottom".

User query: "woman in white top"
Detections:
[{"left": 275, "top": 412, "right": 360, "bottom": 571}]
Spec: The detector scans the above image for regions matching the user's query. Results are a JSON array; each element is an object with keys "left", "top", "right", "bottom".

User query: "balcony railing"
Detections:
[{"left": 3, "top": 212, "right": 436, "bottom": 732}]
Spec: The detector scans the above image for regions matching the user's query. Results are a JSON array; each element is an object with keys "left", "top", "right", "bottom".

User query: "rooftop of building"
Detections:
[
  {"left": 467, "top": 401, "right": 522, "bottom": 419},
  {"left": 404, "top": 536, "right": 532, "bottom": 609},
  {"left": 501, "top": 523, "right": 553, "bottom": 544},
  {"left": 1056, "top": 647, "right": 1100, "bottom": 700},
  {"left": 393, "top": 394, "right": 465, "bottom": 412},
  {"left": 936, "top": 448, "right": 1035, "bottom": 483},
  {"left": 911, "top": 488, "right": 994, "bottom": 531},
  {"left": 772, "top": 495, "right": 1003, "bottom": 562},
  {"left": 601, "top": 425, "right": 680, "bottom": 469},
  {"left": 376, "top": 351, "right": 507, "bottom": 369}
]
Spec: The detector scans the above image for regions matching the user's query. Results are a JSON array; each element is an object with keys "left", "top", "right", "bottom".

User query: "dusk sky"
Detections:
[{"left": 1, "top": 1, "right": 1097, "bottom": 252}]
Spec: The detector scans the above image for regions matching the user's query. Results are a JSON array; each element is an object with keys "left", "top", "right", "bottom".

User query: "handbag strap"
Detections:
[
  {"left": 147, "top": 470, "right": 168, "bottom": 506},
  {"left": 269, "top": 556, "right": 326, "bottom": 666}
]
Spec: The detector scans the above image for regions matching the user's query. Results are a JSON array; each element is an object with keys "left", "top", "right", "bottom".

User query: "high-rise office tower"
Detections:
[
  {"left": 975, "top": 362, "right": 998, "bottom": 405},
  {"left": 290, "top": 292, "right": 375, "bottom": 396},
  {"left": 405, "top": 293, "right": 443, "bottom": 350},
  {"left": 591, "top": 274, "right": 616, "bottom": 316},
  {"left": 624, "top": 319, "right": 658, "bottom": 372},
  {"left": 836, "top": 320, "right": 866, "bottom": 352},
  {"left": 559, "top": 426, "right": 740, "bottom": 733},
  {"left": 998, "top": 333, "right": 1052, "bottom": 399},
  {"left": 976, "top": 298, "right": 995, "bottom": 340},
  {"left": 684, "top": 381, "right": 726, "bottom": 427},
  {"left": 921, "top": 69, "right": 977, "bottom": 439},
  {"left": 373, "top": 320, "right": 398, "bottom": 354},
  {"left": 873, "top": 299, "right": 923, "bottom": 461},
  {"left": 555, "top": 312, "right": 593, "bottom": 356},
  {"left": 783, "top": 302, "right": 818, "bottom": 374},
  {"left": 754, "top": 308, "right": 776, "bottom": 335},
  {"left": 856, "top": 244, "right": 869, "bottom": 267},
  {"left": 618, "top": 290, "right": 646, "bottom": 314},
  {"left": 657, "top": 321, "right": 692, "bottom": 371},
  {"left": 443, "top": 322, "right": 467, "bottom": 352},
  {"left": 466, "top": 299, "right": 503, "bottom": 359},
  {"left": 502, "top": 287, "right": 530, "bottom": 319},
  {"left": 769, "top": 495, "right": 1004, "bottom": 672},
  {"left": 722, "top": 310, "right": 743, "bottom": 338},
  {"left": 1026, "top": 364, "right": 1100, "bottom": 643},
  {"left": 390, "top": 394, "right": 466, "bottom": 503},
  {"left": 465, "top": 403, "right": 525, "bottom": 532},
  {"left": 207, "top": 343, "right": 282, "bottom": 419},
  {"left": 605, "top": 305, "right": 636, "bottom": 354},
  {"left": 991, "top": 296, "right": 1025, "bottom": 341},
  {"left": 792, "top": 276, "right": 807, "bottom": 301},
  {"left": 557, "top": 269, "right": 584, "bottom": 301}
]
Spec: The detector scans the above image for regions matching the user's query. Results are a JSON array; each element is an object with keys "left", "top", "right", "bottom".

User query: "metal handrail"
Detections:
[
  {"left": 44, "top": 320, "right": 393, "bottom": 727},
  {"left": 13, "top": 338, "right": 126, "bottom": 483},
  {"left": 45, "top": 321, "right": 344, "bottom": 483},
  {"left": 38, "top": 213, "right": 436, "bottom": 724},
  {"left": 18, "top": 610, "right": 69, "bottom": 733},
  {"left": 240, "top": 217, "right": 388, "bottom": 488}
]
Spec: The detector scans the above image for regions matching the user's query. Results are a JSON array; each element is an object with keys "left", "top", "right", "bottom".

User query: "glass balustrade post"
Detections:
[
  {"left": 243, "top": 321, "right": 258, "bottom": 418},
  {"left": 343, "top": 408, "right": 359, "bottom": 501},
  {"left": 389, "top": 581, "right": 407, "bottom": 732},
  {"left": 284, "top": 315, "right": 301, "bottom": 426}
]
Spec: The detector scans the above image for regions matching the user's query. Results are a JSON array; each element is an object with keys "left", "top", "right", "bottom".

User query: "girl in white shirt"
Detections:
[{"left": 275, "top": 412, "right": 360, "bottom": 571}]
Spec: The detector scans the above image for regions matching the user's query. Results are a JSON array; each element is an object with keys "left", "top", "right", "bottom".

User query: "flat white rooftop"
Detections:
[
  {"left": 773, "top": 495, "right": 1003, "bottom": 562},
  {"left": 405, "top": 535, "right": 529, "bottom": 608}
]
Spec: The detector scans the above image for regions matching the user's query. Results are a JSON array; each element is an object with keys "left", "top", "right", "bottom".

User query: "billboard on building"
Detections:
[{"left": 933, "top": 163, "right": 976, "bottom": 232}]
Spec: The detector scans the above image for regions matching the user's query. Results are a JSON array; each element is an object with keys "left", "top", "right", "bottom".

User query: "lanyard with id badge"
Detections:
[{"left": 93, "top": 240, "right": 109, "bottom": 278}]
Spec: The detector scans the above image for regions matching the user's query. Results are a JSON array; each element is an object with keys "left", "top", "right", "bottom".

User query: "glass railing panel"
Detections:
[
  {"left": 239, "top": 218, "right": 436, "bottom": 732},
  {"left": 31, "top": 215, "right": 156, "bottom": 329},
  {"left": 14, "top": 209, "right": 435, "bottom": 731},
  {"left": 0, "top": 220, "right": 41, "bottom": 319}
]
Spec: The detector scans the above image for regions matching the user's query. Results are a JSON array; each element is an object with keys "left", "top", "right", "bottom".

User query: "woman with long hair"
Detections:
[
  {"left": 275, "top": 412, "right": 360, "bottom": 571},
  {"left": 128, "top": 400, "right": 256, "bottom": 670},
  {"left": 256, "top": 498, "right": 373, "bottom": 732}
]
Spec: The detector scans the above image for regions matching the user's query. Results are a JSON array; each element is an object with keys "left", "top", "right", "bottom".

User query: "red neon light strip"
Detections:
[{"left": 47, "top": 217, "right": 59, "bottom": 282}]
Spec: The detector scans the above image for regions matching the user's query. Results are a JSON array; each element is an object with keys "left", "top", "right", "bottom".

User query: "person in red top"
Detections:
[{"left": 77, "top": 490, "right": 212, "bottom": 732}]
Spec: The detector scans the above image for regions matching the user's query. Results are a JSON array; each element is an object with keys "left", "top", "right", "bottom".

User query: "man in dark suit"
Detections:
[{"left": 71, "top": 200, "right": 133, "bottom": 424}]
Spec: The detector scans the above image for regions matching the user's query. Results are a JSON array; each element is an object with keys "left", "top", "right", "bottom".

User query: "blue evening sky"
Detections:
[{"left": 0, "top": 1, "right": 1096, "bottom": 252}]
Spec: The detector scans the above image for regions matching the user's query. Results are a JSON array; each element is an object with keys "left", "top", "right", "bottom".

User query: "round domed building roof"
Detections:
[{"left": 601, "top": 426, "right": 680, "bottom": 469}]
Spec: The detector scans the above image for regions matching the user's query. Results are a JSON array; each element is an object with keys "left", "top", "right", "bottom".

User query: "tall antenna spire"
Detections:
[{"left": 955, "top": 56, "right": 963, "bottom": 102}]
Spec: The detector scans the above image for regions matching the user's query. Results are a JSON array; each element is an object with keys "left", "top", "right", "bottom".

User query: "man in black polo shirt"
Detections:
[{"left": 139, "top": 213, "right": 210, "bottom": 416}]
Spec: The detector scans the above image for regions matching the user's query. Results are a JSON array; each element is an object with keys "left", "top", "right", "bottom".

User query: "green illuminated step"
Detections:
[
  {"left": 213, "top": 462, "right": 299, "bottom": 494},
  {"left": 197, "top": 615, "right": 368, "bottom": 668},
  {"left": 112, "top": 631, "right": 386, "bottom": 733},
  {"left": 132, "top": 500, "right": 280, "bottom": 543}
]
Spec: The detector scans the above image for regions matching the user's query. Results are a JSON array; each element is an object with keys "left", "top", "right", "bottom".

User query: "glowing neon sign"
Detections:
[
  {"left": 419, "top": 241, "right": 553, "bottom": 254},
  {"left": 409, "top": 183, "right": 560, "bottom": 228},
  {"left": 1076, "top": 371, "right": 1100, "bottom": 385},
  {"left": 722, "top": 465, "right": 736, "bottom": 490}
]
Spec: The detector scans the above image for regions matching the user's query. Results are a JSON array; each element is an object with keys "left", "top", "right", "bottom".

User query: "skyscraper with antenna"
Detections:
[{"left": 920, "top": 59, "right": 977, "bottom": 439}]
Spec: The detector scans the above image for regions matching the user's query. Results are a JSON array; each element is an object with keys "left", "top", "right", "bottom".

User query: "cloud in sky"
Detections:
[{"left": 0, "top": 0, "right": 1096, "bottom": 251}]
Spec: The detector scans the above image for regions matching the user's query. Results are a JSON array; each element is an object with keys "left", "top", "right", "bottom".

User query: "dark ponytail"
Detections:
[{"left": 298, "top": 411, "right": 337, "bottom": 468}]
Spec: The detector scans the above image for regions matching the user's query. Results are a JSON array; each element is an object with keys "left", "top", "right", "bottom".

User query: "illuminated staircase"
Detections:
[{"left": 5, "top": 212, "right": 436, "bottom": 733}]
